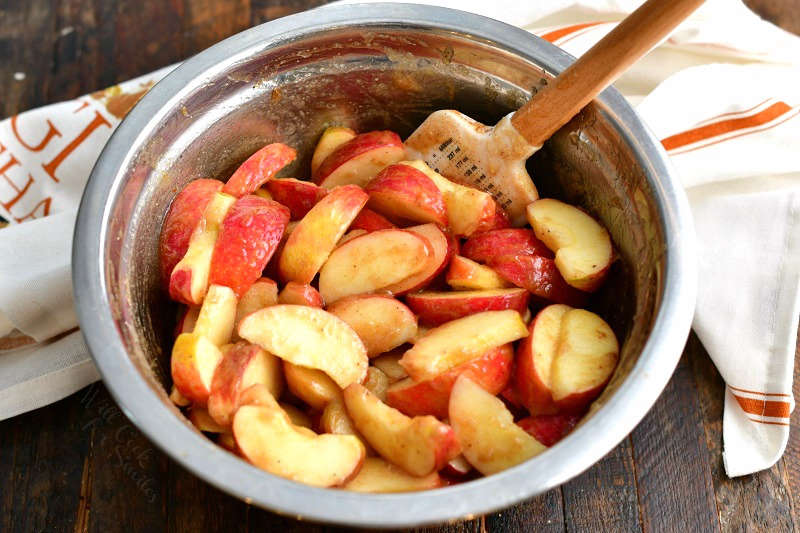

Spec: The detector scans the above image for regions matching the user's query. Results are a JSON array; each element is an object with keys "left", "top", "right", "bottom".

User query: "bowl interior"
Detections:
[{"left": 88, "top": 8, "right": 675, "bottom": 526}]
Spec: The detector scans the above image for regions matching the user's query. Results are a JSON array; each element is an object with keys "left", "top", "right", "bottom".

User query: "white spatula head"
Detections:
[{"left": 405, "top": 111, "right": 540, "bottom": 227}]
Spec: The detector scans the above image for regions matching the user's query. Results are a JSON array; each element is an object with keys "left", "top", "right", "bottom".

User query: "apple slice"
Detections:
[
  {"left": 318, "top": 229, "right": 430, "bottom": 303},
  {"left": 363, "top": 367, "right": 390, "bottom": 402},
  {"left": 320, "top": 400, "right": 373, "bottom": 455},
  {"left": 314, "top": 131, "right": 406, "bottom": 189},
  {"left": 461, "top": 228, "right": 552, "bottom": 263},
  {"left": 278, "top": 185, "right": 368, "bottom": 283},
  {"left": 371, "top": 351, "right": 408, "bottom": 382},
  {"left": 337, "top": 229, "right": 367, "bottom": 247},
  {"left": 517, "top": 413, "right": 581, "bottom": 447},
  {"left": 188, "top": 407, "right": 227, "bottom": 433},
  {"left": 449, "top": 376, "right": 547, "bottom": 475},
  {"left": 222, "top": 143, "right": 296, "bottom": 197},
  {"left": 474, "top": 200, "right": 511, "bottom": 233},
  {"left": 490, "top": 255, "right": 587, "bottom": 307},
  {"left": 445, "top": 255, "right": 512, "bottom": 291},
  {"left": 169, "top": 192, "right": 236, "bottom": 305},
  {"left": 349, "top": 208, "right": 396, "bottom": 231},
  {"left": 399, "top": 310, "right": 528, "bottom": 382},
  {"left": 233, "top": 403, "right": 365, "bottom": 487},
  {"left": 207, "top": 342, "right": 284, "bottom": 427},
  {"left": 386, "top": 344, "right": 513, "bottom": 418},
  {"left": 343, "top": 457, "right": 442, "bottom": 493},
  {"left": 171, "top": 333, "right": 223, "bottom": 405},
  {"left": 513, "top": 304, "right": 570, "bottom": 415},
  {"left": 217, "top": 432, "right": 239, "bottom": 453},
  {"left": 169, "top": 384, "right": 191, "bottom": 407},
  {"left": 443, "top": 455, "right": 473, "bottom": 477},
  {"left": 278, "top": 282, "right": 324, "bottom": 308},
  {"left": 364, "top": 163, "right": 447, "bottom": 226},
  {"left": 239, "top": 305, "right": 367, "bottom": 389},
  {"left": 551, "top": 309, "right": 619, "bottom": 412},
  {"left": 382, "top": 223, "right": 452, "bottom": 295},
  {"left": 159, "top": 179, "right": 223, "bottom": 287},
  {"left": 283, "top": 361, "right": 343, "bottom": 410},
  {"left": 265, "top": 178, "right": 327, "bottom": 220},
  {"left": 208, "top": 195, "right": 290, "bottom": 297},
  {"left": 234, "top": 278, "right": 278, "bottom": 335},
  {"left": 405, "top": 288, "right": 530, "bottom": 327},
  {"left": 327, "top": 295, "right": 418, "bottom": 356},
  {"left": 527, "top": 199, "right": 613, "bottom": 292},
  {"left": 253, "top": 188, "right": 272, "bottom": 200},
  {"left": 175, "top": 306, "right": 200, "bottom": 337},
  {"left": 343, "top": 384, "right": 460, "bottom": 476},
  {"left": 193, "top": 284, "right": 238, "bottom": 347},
  {"left": 311, "top": 126, "right": 357, "bottom": 175},
  {"left": 399, "top": 161, "right": 494, "bottom": 237}
]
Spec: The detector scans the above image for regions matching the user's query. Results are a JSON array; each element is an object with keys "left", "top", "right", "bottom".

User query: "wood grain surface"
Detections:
[{"left": 1, "top": 0, "right": 798, "bottom": 531}]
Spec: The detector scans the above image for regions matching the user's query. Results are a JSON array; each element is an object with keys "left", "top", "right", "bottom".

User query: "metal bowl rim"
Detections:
[{"left": 72, "top": 3, "right": 697, "bottom": 527}]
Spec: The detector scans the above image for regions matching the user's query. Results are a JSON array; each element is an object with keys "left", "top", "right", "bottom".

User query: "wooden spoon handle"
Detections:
[{"left": 511, "top": 0, "right": 705, "bottom": 147}]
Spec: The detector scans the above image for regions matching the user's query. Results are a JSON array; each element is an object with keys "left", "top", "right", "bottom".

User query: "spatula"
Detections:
[{"left": 404, "top": 0, "right": 705, "bottom": 226}]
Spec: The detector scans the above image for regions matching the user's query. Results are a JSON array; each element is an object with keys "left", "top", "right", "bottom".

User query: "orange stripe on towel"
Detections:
[
  {"left": 734, "top": 395, "right": 791, "bottom": 418},
  {"left": 540, "top": 22, "right": 606, "bottom": 43},
  {"left": 661, "top": 101, "right": 793, "bottom": 151},
  {"left": 729, "top": 384, "right": 791, "bottom": 398}
]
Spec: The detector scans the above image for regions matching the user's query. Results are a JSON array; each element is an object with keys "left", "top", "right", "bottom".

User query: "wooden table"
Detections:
[{"left": 1, "top": 1, "right": 798, "bottom": 531}]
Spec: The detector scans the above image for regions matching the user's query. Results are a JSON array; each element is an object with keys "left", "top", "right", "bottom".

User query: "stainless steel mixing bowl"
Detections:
[{"left": 72, "top": 3, "right": 696, "bottom": 527}]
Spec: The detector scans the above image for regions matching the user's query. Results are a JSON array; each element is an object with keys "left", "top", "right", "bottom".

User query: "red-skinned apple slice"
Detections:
[
  {"left": 474, "top": 200, "right": 511, "bottom": 233},
  {"left": 208, "top": 195, "right": 289, "bottom": 297},
  {"left": 278, "top": 282, "right": 324, "bottom": 308},
  {"left": 327, "top": 295, "right": 418, "bottom": 356},
  {"left": 461, "top": 228, "right": 553, "bottom": 263},
  {"left": 278, "top": 184, "right": 368, "bottom": 283},
  {"left": 343, "top": 384, "right": 460, "bottom": 477},
  {"left": 405, "top": 288, "right": 530, "bottom": 327},
  {"left": 449, "top": 376, "right": 547, "bottom": 475},
  {"left": 222, "top": 142, "right": 296, "bottom": 197},
  {"left": 382, "top": 223, "right": 451, "bottom": 295},
  {"left": 265, "top": 178, "right": 327, "bottom": 220},
  {"left": 159, "top": 179, "right": 223, "bottom": 287},
  {"left": 238, "top": 305, "right": 368, "bottom": 388},
  {"left": 343, "top": 457, "right": 442, "bottom": 493},
  {"left": 233, "top": 402, "right": 365, "bottom": 487},
  {"left": 399, "top": 160, "right": 494, "bottom": 237},
  {"left": 513, "top": 304, "right": 570, "bottom": 415},
  {"left": 337, "top": 229, "right": 367, "bottom": 247},
  {"left": 517, "top": 413, "right": 581, "bottom": 447},
  {"left": 386, "top": 344, "right": 513, "bottom": 418},
  {"left": 192, "top": 284, "right": 238, "bottom": 347},
  {"left": 318, "top": 229, "right": 430, "bottom": 303},
  {"left": 527, "top": 199, "right": 613, "bottom": 292},
  {"left": 371, "top": 351, "right": 408, "bottom": 382},
  {"left": 171, "top": 333, "right": 223, "bottom": 405},
  {"left": 283, "top": 362, "right": 343, "bottom": 410},
  {"left": 364, "top": 163, "right": 448, "bottom": 226},
  {"left": 207, "top": 342, "right": 284, "bottom": 427},
  {"left": 314, "top": 131, "right": 406, "bottom": 189},
  {"left": 169, "top": 192, "right": 236, "bottom": 305},
  {"left": 349, "top": 208, "right": 396, "bottom": 231},
  {"left": 311, "top": 126, "right": 357, "bottom": 175},
  {"left": 399, "top": 310, "right": 527, "bottom": 382},
  {"left": 445, "top": 255, "right": 513, "bottom": 291},
  {"left": 551, "top": 309, "right": 619, "bottom": 412},
  {"left": 490, "top": 254, "right": 587, "bottom": 307},
  {"left": 234, "top": 278, "right": 278, "bottom": 335}
]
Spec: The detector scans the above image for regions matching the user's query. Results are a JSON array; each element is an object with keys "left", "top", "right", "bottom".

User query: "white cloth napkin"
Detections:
[{"left": 1, "top": 0, "right": 798, "bottom": 477}]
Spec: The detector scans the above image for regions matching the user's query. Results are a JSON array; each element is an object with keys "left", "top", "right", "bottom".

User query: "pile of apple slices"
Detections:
[{"left": 159, "top": 126, "right": 620, "bottom": 492}]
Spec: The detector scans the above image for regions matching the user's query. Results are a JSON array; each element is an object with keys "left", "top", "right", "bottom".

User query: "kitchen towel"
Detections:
[{"left": 1, "top": 0, "right": 798, "bottom": 477}]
